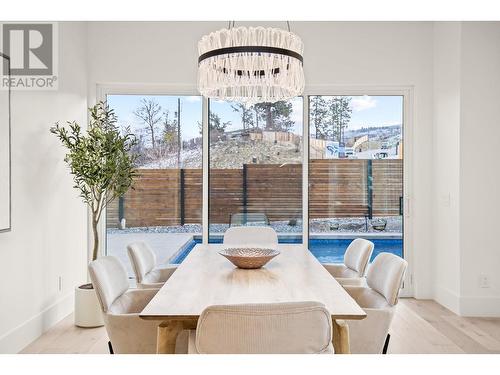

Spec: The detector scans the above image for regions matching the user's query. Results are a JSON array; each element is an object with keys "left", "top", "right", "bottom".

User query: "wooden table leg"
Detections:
[
  {"left": 156, "top": 318, "right": 198, "bottom": 354},
  {"left": 332, "top": 319, "right": 350, "bottom": 354}
]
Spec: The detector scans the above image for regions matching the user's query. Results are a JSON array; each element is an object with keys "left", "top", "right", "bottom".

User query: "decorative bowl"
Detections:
[{"left": 219, "top": 248, "right": 280, "bottom": 269}]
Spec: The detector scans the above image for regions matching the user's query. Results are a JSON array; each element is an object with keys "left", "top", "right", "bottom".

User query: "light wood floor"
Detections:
[{"left": 20, "top": 298, "right": 500, "bottom": 354}]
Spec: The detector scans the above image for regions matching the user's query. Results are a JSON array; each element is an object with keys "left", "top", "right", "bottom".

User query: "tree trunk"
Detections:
[
  {"left": 266, "top": 105, "right": 272, "bottom": 130},
  {"left": 92, "top": 215, "right": 99, "bottom": 261},
  {"left": 150, "top": 125, "right": 156, "bottom": 149}
]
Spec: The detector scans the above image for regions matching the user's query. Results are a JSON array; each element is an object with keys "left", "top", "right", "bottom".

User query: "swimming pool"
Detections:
[{"left": 170, "top": 237, "right": 403, "bottom": 264}]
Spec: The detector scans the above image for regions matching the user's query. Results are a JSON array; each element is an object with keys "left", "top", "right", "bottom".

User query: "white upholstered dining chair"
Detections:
[
  {"left": 175, "top": 301, "right": 334, "bottom": 354},
  {"left": 88, "top": 256, "right": 160, "bottom": 354},
  {"left": 223, "top": 226, "right": 278, "bottom": 249},
  {"left": 127, "top": 241, "right": 178, "bottom": 288},
  {"left": 322, "top": 238, "right": 374, "bottom": 286},
  {"left": 343, "top": 252, "right": 408, "bottom": 354}
]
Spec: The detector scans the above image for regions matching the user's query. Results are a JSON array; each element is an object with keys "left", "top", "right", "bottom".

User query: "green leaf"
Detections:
[{"left": 51, "top": 101, "right": 138, "bottom": 221}]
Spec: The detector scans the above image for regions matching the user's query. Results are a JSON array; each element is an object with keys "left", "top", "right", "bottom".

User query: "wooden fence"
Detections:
[
  {"left": 246, "top": 164, "right": 303, "bottom": 222},
  {"left": 309, "top": 160, "right": 368, "bottom": 218},
  {"left": 249, "top": 131, "right": 302, "bottom": 144},
  {"left": 106, "top": 160, "right": 403, "bottom": 228}
]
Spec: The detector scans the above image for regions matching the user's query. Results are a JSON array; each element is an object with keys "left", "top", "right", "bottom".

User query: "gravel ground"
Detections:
[
  {"left": 107, "top": 216, "right": 402, "bottom": 235},
  {"left": 310, "top": 216, "right": 402, "bottom": 233}
]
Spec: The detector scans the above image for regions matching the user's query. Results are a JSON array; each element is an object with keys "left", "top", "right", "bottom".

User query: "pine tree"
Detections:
[
  {"left": 310, "top": 96, "right": 329, "bottom": 139},
  {"left": 197, "top": 112, "right": 231, "bottom": 135},
  {"left": 253, "top": 105, "right": 264, "bottom": 129},
  {"left": 253, "top": 101, "right": 295, "bottom": 132},
  {"left": 336, "top": 97, "right": 352, "bottom": 144},
  {"left": 326, "top": 96, "right": 352, "bottom": 142},
  {"left": 162, "top": 110, "right": 178, "bottom": 152},
  {"left": 326, "top": 97, "right": 339, "bottom": 141},
  {"left": 231, "top": 103, "right": 254, "bottom": 131},
  {"left": 209, "top": 112, "right": 231, "bottom": 133}
]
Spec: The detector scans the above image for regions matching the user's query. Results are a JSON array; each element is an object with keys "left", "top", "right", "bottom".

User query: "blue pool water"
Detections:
[
  {"left": 307, "top": 238, "right": 402, "bottom": 263},
  {"left": 170, "top": 237, "right": 403, "bottom": 264}
]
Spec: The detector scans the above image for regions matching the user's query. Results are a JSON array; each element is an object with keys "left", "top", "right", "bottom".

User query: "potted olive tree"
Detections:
[{"left": 51, "top": 102, "right": 137, "bottom": 327}]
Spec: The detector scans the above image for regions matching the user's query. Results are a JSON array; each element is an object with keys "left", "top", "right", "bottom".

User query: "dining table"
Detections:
[{"left": 140, "top": 243, "right": 367, "bottom": 354}]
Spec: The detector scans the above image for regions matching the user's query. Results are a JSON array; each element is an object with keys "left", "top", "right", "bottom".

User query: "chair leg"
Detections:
[
  {"left": 382, "top": 333, "right": 390, "bottom": 354},
  {"left": 108, "top": 341, "right": 114, "bottom": 354}
]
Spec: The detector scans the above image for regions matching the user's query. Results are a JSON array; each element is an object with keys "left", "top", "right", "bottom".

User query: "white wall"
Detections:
[
  {"left": 87, "top": 21, "right": 435, "bottom": 298},
  {"left": 0, "top": 22, "right": 88, "bottom": 353},
  {"left": 432, "top": 22, "right": 462, "bottom": 313},
  {"left": 87, "top": 21, "right": 215, "bottom": 103},
  {"left": 459, "top": 22, "right": 500, "bottom": 316},
  {"left": 432, "top": 22, "right": 500, "bottom": 316}
]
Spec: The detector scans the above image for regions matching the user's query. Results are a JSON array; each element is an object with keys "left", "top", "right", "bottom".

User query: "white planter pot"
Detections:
[{"left": 74, "top": 284, "right": 104, "bottom": 327}]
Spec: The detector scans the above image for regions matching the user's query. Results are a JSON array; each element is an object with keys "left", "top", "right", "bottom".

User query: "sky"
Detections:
[{"left": 107, "top": 94, "right": 403, "bottom": 141}]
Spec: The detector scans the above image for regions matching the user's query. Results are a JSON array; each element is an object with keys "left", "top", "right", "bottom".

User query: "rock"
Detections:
[
  {"left": 329, "top": 222, "right": 339, "bottom": 230},
  {"left": 372, "top": 218, "right": 387, "bottom": 231}
]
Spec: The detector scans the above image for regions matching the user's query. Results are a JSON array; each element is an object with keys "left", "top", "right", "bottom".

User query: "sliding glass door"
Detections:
[
  {"left": 308, "top": 95, "right": 404, "bottom": 264},
  {"left": 208, "top": 98, "right": 304, "bottom": 243},
  {"left": 104, "top": 94, "right": 202, "bottom": 275}
]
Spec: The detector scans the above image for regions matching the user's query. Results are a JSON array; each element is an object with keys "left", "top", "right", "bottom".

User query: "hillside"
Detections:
[{"left": 140, "top": 138, "right": 302, "bottom": 169}]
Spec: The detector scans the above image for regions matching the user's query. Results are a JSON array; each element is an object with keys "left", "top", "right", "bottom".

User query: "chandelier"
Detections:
[{"left": 197, "top": 23, "right": 305, "bottom": 104}]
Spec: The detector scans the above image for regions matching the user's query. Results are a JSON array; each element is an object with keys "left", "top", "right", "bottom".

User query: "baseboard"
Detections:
[
  {"left": 0, "top": 291, "right": 74, "bottom": 353},
  {"left": 433, "top": 288, "right": 500, "bottom": 317},
  {"left": 459, "top": 295, "right": 500, "bottom": 317},
  {"left": 434, "top": 286, "right": 461, "bottom": 315}
]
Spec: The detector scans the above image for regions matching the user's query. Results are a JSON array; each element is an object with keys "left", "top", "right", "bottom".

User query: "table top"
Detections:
[{"left": 140, "top": 244, "right": 367, "bottom": 321}]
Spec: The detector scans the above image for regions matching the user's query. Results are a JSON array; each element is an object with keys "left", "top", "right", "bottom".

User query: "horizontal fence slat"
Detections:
[{"left": 106, "top": 160, "right": 403, "bottom": 228}]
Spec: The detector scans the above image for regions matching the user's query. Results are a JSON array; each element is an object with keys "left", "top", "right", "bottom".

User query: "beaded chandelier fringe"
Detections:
[{"left": 198, "top": 27, "right": 305, "bottom": 104}]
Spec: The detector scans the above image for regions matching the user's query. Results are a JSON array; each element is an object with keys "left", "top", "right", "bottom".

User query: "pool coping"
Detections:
[
  {"left": 199, "top": 232, "right": 403, "bottom": 241},
  {"left": 167, "top": 236, "right": 197, "bottom": 264},
  {"left": 169, "top": 232, "right": 403, "bottom": 263}
]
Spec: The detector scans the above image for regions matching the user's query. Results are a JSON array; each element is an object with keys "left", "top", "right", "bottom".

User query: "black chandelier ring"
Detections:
[{"left": 198, "top": 46, "right": 303, "bottom": 65}]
